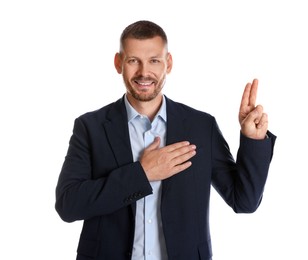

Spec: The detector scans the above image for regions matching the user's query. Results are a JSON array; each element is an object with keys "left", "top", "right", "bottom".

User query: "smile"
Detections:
[{"left": 135, "top": 81, "right": 154, "bottom": 86}]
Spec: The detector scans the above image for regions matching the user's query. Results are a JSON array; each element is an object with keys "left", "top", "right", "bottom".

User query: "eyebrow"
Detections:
[{"left": 125, "top": 55, "right": 164, "bottom": 60}]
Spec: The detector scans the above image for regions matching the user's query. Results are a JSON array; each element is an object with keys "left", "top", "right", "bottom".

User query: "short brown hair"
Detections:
[{"left": 120, "top": 20, "right": 168, "bottom": 51}]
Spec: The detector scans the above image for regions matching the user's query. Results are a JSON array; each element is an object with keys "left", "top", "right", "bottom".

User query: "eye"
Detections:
[
  {"left": 128, "top": 58, "right": 138, "bottom": 64},
  {"left": 150, "top": 59, "right": 160, "bottom": 64}
]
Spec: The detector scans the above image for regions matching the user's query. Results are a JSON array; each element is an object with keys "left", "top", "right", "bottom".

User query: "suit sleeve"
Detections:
[
  {"left": 55, "top": 117, "right": 152, "bottom": 222},
  {"left": 211, "top": 119, "right": 276, "bottom": 213}
]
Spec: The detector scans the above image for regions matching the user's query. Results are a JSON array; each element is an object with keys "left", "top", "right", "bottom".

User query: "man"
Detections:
[{"left": 55, "top": 20, "right": 276, "bottom": 260}]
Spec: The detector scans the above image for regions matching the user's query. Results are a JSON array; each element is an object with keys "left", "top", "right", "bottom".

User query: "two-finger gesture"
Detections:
[{"left": 239, "top": 79, "right": 268, "bottom": 139}]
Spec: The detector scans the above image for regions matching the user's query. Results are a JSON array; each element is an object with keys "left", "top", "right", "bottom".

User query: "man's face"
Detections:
[{"left": 115, "top": 36, "right": 172, "bottom": 102}]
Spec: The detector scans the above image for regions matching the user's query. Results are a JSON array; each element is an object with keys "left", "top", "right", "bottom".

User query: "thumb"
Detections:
[
  {"left": 251, "top": 105, "right": 263, "bottom": 124},
  {"left": 146, "top": 136, "right": 161, "bottom": 151},
  {"left": 243, "top": 105, "right": 263, "bottom": 125}
]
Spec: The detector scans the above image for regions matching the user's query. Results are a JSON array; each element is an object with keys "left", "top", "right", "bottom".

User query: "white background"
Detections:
[{"left": 1, "top": 0, "right": 307, "bottom": 259}]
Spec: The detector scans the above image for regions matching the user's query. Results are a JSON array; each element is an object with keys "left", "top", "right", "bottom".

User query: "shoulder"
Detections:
[
  {"left": 165, "top": 96, "right": 214, "bottom": 120},
  {"left": 77, "top": 96, "right": 124, "bottom": 123}
]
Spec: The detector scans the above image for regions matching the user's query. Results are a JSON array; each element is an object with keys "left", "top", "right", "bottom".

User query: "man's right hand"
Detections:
[{"left": 140, "top": 137, "right": 196, "bottom": 181}]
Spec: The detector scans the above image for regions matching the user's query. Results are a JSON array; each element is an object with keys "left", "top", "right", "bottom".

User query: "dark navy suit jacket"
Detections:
[{"left": 55, "top": 95, "right": 276, "bottom": 260}]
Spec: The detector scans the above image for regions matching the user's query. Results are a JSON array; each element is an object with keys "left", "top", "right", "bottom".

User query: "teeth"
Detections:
[{"left": 138, "top": 82, "right": 152, "bottom": 86}]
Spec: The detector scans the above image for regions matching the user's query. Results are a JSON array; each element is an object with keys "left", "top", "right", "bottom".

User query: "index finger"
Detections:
[
  {"left": 164, "top": 141, "right": 191, "bottom": 152},
  {"left": 241, "top": 78, "right": 258, "bottom": 108}
]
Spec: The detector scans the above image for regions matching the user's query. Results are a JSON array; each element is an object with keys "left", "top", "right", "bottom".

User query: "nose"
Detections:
[{"left": 138, "top": 62, "right": 149, "bottom": 77}]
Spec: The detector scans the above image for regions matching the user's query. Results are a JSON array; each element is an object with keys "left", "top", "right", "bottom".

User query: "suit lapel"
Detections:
[
  {"left": 102, "top": 97, "right": 137, "bottom": 215},
  {"left": 163, "top": 97, "right": 189, "bottom": 194},
  {"left": 103, "top": 97, "right": 133, "bottom": 167},
  {"left": 165, "top": 98, "right": 188, "bottom": 145}
]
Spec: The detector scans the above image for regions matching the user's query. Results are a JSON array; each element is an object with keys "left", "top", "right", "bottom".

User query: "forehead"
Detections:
[{"left": 122, "top": 36, "right": 168, "bottom": 57}]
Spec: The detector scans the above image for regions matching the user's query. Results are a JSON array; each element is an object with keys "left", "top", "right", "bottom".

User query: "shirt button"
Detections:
[
  {"left": 148, "top": 250, "right": 152, "bottom": 255},
  {"left": 148, "top": 219, "right": 152, "bottom": 224}
]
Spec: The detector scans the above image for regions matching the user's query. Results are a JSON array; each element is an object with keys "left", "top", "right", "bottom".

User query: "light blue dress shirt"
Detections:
[{"left": 124, "top": 95, "right": 168, "bottom": 260}]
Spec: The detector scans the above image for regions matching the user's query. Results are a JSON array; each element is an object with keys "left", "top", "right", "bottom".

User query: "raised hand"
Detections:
[
  {"left": 140, "top": 137, "right": 196, "bottom": 181},
  {"left": 239, "top": 79, "right": 268, "bottom": 140}
]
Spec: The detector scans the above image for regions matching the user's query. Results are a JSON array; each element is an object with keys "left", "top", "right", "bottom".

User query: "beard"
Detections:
[{"left": 124, "top": 75, "right": 166, "bottom": 102}]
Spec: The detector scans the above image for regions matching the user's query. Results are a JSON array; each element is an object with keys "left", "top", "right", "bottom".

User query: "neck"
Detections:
[{"left": 126, "top": 93, "right": 163, "bottom": 121}]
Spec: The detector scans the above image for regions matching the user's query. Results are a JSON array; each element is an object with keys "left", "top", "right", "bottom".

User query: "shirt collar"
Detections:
[{"left": 124, "top": 94, "right": 167, "bottom": 123}]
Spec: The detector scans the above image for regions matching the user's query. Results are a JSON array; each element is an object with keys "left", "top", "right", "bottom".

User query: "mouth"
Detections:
[
  {"left": 135, "top": 80, "right": 154, "bottom": 86},
  {"left": 133, "top": 77, "right": 156, "bottom": 89}
]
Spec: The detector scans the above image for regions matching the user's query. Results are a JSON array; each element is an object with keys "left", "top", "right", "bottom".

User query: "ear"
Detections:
[
  {"left": 114, "top": 53, "right": 122, "bottom": 74},
  {"left": 166, "top": 53, "right": 173, "bottom": 74}
]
